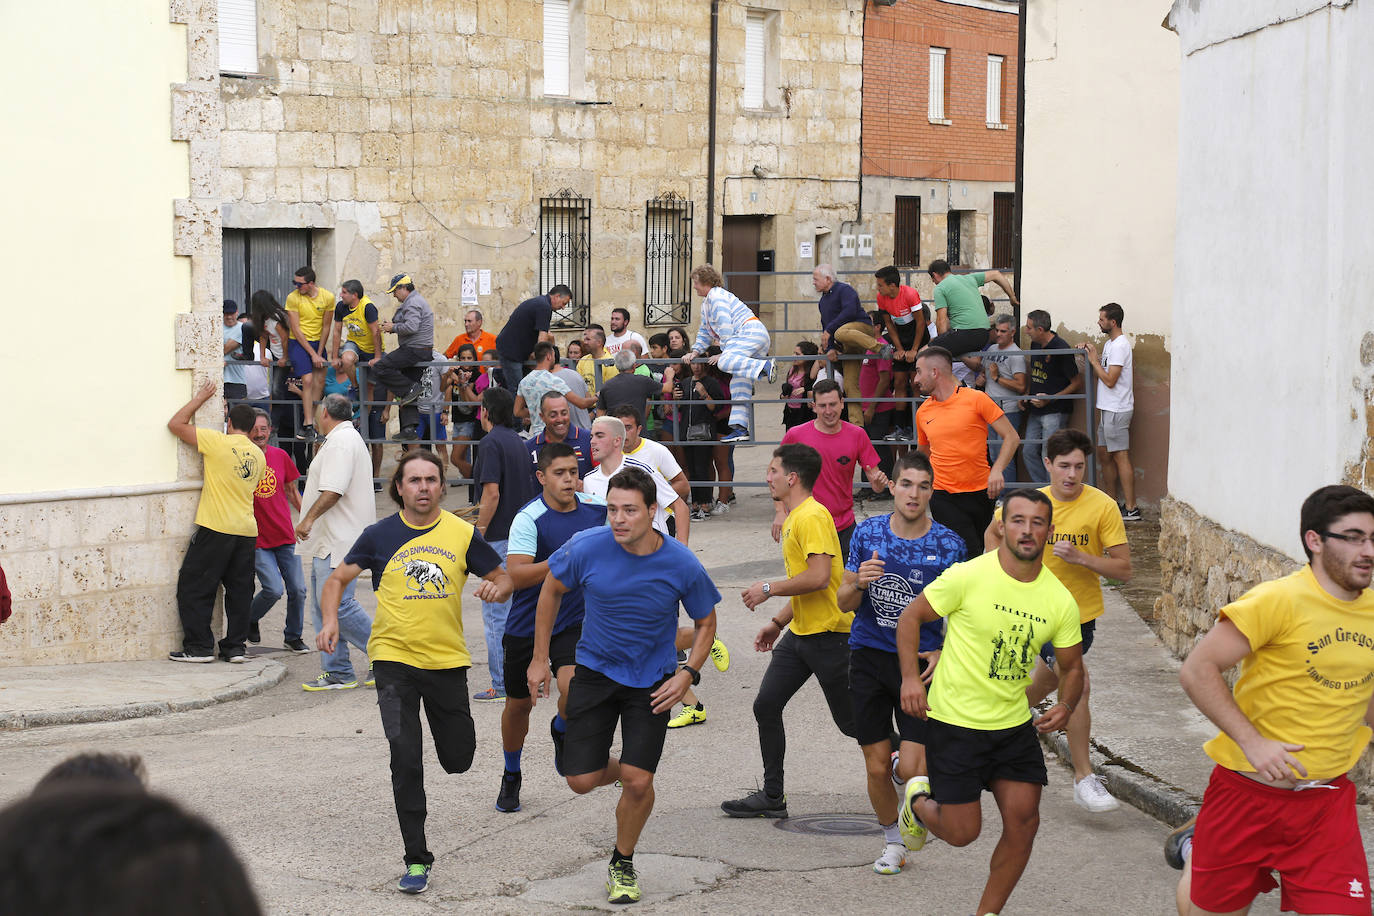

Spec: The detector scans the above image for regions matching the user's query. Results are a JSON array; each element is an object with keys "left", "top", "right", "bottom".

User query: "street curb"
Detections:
[
  {"left": 0, "top": 660, "right": 287, "bottom": 731},
  {"left": 1040, "top": 731, "right": 1200, "bottom": 829}
]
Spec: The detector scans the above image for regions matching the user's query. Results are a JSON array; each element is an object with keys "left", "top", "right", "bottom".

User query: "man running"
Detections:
[
  {"left": 495, "top": 443, "right": 607, "bottom": 814},
  {"left": 836, "top": 451, "right": 965, "bottom": 875},
  {"left": 316, "top": 451, "right": 513, "bottom": 895},
  {"left": 985, "top": 428, "right": 1132, "bottom": 812},
  {"left": 528, "top": 466, "right": 720, "bottom": 905},
  {"left": 1177, "top": 485, "right": 1374, "bottom": 916},
  {"left": 896, "top": 488, "right": 1083, "bottom": 916},
  {"left": 725, "top": 443, "right": 855, "bottom": 818}
]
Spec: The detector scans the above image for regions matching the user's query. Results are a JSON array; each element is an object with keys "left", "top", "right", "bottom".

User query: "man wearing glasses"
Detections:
[
  {"left": 1176, "top": 485, "right": 1374, "bottom": 916},
  {"left": 284, "top": 266, "right": 336, "bottom": 440}
]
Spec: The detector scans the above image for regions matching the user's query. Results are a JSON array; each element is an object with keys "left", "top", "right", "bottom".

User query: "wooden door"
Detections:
[{"left": 722, "top": 216, "right": 763, "bottom": 314}]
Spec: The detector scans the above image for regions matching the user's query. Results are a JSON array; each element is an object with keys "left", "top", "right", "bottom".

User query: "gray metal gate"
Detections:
[{"left": 222, "top": 229, "right": 312, "bottom": 308}]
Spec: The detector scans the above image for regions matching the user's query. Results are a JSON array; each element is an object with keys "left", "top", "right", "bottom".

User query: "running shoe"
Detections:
[
  {"left": 1121, "top": 507, "right": 1143, "bottom": 522},
  {"left": 284, "top": 638, "right": 311, "bottom": 654},
  {"left": 395, "top": 426, "right": 420, "bottom": 442},
  {"left": 295, "top": 425, "right": 317, "bottom": 441},
  {"left": 873, "top": 842, "right": 906, "bottom": 875},
  {"left": 550, "top": 717, "right": 566, "bottom": 776},
  {"left": 606, "top": 859, "right": 641, "bottom": 904},
  {"left": 221, "top": 652, "right": 247, "bottom": 663},
  {"left": 882, "top": 428, "right": 906, "bottom": 442},
  {"left": 364, "top": 663, "right": 376, "bottom": 687},
  {"left": 721, "top": 788, "right": 788, "bottom": 818},
  {"left": 1164, "top": 815, "right": 1197, "bottom": 870},
  {"left": 889, "top": 750, "right": 904, "bottom": 788},
  {"left": 709, "top": 638, "right": 730, "bottom": 672},
  {"left": 667, "top": 705, "right": 706, "bottom": 729},
  {"left": 395, "top": 384, "right": 423, "bottom": 407},
  {"left": 473, "top": 687, "right": 505, "bottom": 701},
  {"left": 1074, "top": 773, "right": 1120, "bottom": 812},
  {"left": 898, "top": 777, "right": 930, "bottom": 851},
  {"left": 763, "top": 359, "right": 777, "bottom": 384},
  {"left": 302, "top": 672, "right": 357, "bottom": 691},
  {"left": 710, "top": 500, "right": 730, "bottom": 516},
  {"left": 690, "top": 507, "right": 709, "bottom": 521},
  {"left": 720, "top": 425, "right": 750, "bottom": 443},
  {"left": 397, "top": 863, "right": 430, "bottom": 894},
  {"left": 496, "top": 769, "right": 522, "bottom": 813},
  {"left": 168, "top": 650, "right": 214, "bottom": 664}
]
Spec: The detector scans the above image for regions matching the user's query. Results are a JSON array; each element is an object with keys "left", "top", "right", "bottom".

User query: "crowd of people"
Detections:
[{"left": 115, "top": 259, "right": 1372, "bottom": 915}]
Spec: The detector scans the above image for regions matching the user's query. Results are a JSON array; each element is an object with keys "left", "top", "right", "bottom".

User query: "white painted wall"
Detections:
[
  {"left": 1167, "top": 0, "right": 1374, "bottom": 559},
  {"left": 1020, "top": 0, "right": 1179, "bottom": 337}
]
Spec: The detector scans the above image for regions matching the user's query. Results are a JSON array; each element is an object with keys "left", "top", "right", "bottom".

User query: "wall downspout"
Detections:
[
  {"left": 1012, "top": 0, "right": 1026, "bottom": 328},
  {"left": 706, "top": 0, "right": 720, "bottom": 265}
]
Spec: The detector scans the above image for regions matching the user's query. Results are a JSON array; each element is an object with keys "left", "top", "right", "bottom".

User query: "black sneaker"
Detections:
[
  {"left": 496, "top": 769, "right": 522, "bottom": 813},
  {"left": 220, "top": 652, "right": 247, "bottom": 663},
  {"left": 550, "top": 718, "right": 566, "bottom": 776},
  {"left": 721, "top": 788, "right": 788, "bottom": 818},
  {"left": 295, "top": 424, "right": 315, "bottom": 440},
  {"left": 284, "top": 638, "right": 311, "bottom": 654},
  {"left": 395, "top": 384, "right": 423, "bottom": 407},
  {"left": 1164, "top": 816, "right": 1196, "bottom": 870},
  {"left": 168, "top": 650, "right": 214, "bottom": 664},
  {"left": 248, "top": 622, "right": 261, "bottom": 644},
  {"left": 1122, "top": 506, "right": 1143, "bottom": 522},
  {"left": 395, "top": 426, "right": 420, "bottom": 442}
]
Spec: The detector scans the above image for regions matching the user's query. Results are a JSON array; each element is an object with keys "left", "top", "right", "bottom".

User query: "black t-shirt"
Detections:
[
  {"left": 596, "top": 372, "right": 663, "bottom": 421},
  {"left": 473, "top": 425, "right": 538, "bottom": 541},
  {"left": 1028, "top": 334, "right": 1079, "bottom": 416},
  {"left": 682, "top": 375, "right": 725, "bottom": 428},
  {"left": 495, "top": 296, "right": 553, "bottom": 361}
]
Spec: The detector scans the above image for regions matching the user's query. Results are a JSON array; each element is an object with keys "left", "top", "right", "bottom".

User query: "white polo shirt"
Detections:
[{"left": 299, "top": 421, "right": 376, "bottom": 566}]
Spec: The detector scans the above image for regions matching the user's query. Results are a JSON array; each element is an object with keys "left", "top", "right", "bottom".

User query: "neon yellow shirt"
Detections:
[
  {"left": 194, "top": 429, "right": 264, "bottom": 537},
  {"left": 578, "top": 353, "right": 618, "bottom": 392},
  {"left": 337, "top": 295, "right": 380, "bottom": 354},
  {"left": 923, "top": 551, "right": 1081, "bottom": 730},
  {"left": 285, "top": 286, "right": 336, "bottom": 341},
  {"left": 781, "top": 496, "right": 848, "bottom": 635},
  {"left": 1204, "top": 566, "right": 1374, "bottom": 779}
]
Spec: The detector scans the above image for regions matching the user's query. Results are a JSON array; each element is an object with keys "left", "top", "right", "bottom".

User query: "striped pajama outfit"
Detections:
[{"left": 692, "top": 287, "right": 772, "bottom": 430}]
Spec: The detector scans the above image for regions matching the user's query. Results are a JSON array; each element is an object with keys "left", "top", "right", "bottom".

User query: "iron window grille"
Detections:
[
  {"left": 643, "top": 193, "right": 694, "bottom": 326},
  {"left": 539, "top": 189, "right": 591, "bottom": 328}
]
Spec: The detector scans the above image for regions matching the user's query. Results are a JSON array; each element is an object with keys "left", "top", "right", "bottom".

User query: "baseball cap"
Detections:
[{"left": 385, "top": 274, "right": 411, "bottom": 293}]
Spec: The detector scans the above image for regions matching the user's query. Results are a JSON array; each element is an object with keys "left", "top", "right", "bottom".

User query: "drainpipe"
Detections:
[
  {"left": 706, "top": 0, "right": 719, "bottom": 265},
  {"left": 1012, "top": 0, "right": 1026, "bottom": 329}
]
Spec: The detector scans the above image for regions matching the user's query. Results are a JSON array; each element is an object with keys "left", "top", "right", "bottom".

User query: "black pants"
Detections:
[
  {"left": 929, "top": 327, "right": 992, "bottom": 358},
  {"left": 370, "top": 345, "right": 429, "bottom": 432},
  {"left": 684, "top": 441, "right": 716, "bottom": 505},
  {"left": 930, "top": 488, "right": 994, "bottom": 561},
  {"left": 754, "top": 629, "right": 856, "bottom": 797},
  {"left": 373, "top": 661, "right": 476, "bottom": 867},
  {"left": 863, "top": 411, "right": 894, "bottom": 478},
  {"left": 175, "top": 526, "right": 255, "bottom": 656}
]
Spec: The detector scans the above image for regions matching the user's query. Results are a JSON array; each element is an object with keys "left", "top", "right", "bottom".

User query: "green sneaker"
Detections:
[
  {"left": 898, "top": 776, "right": 930, "bottom": 851},
  {"left": 364, "top": 663, "right": 376, "bottom": 688},
  {"left": 302, "top": 672, "right": 357, "bottom": 692},
  {"left": 606, "top": 859, "right": 641, "bottom": 904},
  {"left": 709, "top": 638, "right": 730, "bottom": 672}
]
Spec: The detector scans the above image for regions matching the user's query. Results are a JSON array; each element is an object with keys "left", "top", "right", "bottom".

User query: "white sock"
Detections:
[{"left": 882, "top": 821, "right": 901, "bottom": 846}]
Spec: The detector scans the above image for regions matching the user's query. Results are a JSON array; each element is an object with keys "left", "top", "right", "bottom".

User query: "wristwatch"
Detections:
[
  {"left": 761, "top": 581, "right": 772, "bottom": 597},
  {"left": 682, "top": 664, "right": 701, "bottom": 685}
]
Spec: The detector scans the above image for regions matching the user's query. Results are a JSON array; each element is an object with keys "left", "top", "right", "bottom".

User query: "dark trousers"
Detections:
[
  {"left": 175, "top": 526, "right": 255, "bottom": 656},
  {"left": 931, "top": 488, "right": 994, "bottom": 561},
  {"left": 863, "top": 411, "right": 894, "bottom": 478},
  {"left": 929, "top": 326, "right": 992, "bottom": 358},
  {"left": 754, "top": 629, "right": 856, "bottom": 796},
  {"left": 371, "top": 345, "right": 429, "bottom": 432},
  {"left": 684, "top": 441, "right": 716, "bottom": 505},
  {"left": 373, "top": 661, "right": 476, "bottom": 867}
]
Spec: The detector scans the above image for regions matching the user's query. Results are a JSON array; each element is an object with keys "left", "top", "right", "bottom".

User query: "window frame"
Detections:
[
  {"left": 928, "top": 47, "right": 950, "bottom": 125},
  {"left": 218, "top": 0, "right": 259, "bottom": 75},
  {"left": 986, "top": 54, "right": 1006, "bottom": 128}
]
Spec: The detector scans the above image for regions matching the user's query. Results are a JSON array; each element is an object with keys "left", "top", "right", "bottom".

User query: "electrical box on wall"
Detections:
[
  {"left": 756, "top": 250, "right": 774, "bottom": 272},
  {"left": 857, "top": 234, "right": 874, "bottom": 257},
  {"left": 839, "top": 234, "right": 856, "bottom": 257}
]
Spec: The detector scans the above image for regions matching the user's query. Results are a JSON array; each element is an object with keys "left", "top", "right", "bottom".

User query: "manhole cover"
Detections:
[{"left": 773, "top": 814, "right": 882, "bottom": 837}]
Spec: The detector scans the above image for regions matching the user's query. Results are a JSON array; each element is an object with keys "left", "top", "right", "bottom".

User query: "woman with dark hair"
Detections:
[
  {"left": 680, "top": 357, "right": 726, "bottom": 520},
  {"left": 660, "top": 346, "right": 688, "bottom": 466},
  {"left": 449, "top": 342, "right": 489, "bottom": 479},
  {"left": 666, "top": 326, "right": 690, "bottom": 354},
  {"left": 705, "top": 347, "right": 736, "bottom": 514},
  {"left": 782, "top": 340, "right": 822, "bottom": 430},
  {"left": 249, "top": 289, "right": 291, "bottom": 368}
]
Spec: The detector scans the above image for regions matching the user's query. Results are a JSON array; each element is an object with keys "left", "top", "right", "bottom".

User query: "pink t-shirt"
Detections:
[
  {"left": 253, "top": 445, "right": 301, "bottom": 549},
  {"left": 781, "top": 420, "right": 880, "bottom": 531},
  {"left": 859, "top": 356, "right": 894, "bottom": 413}
]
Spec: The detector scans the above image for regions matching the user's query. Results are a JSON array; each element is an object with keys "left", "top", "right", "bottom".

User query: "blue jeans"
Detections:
[
  {"left": 251, "top": 544, "right": 307, "bottom": 641},
  {"left": 1023, "top": 411, "right": 1068, "bottom": 485},
  {"left": 988, "top": 409, "right": 1022, "bottom": 488},
  {"left": 498, "top": 357, "right": 525, "bottom": 393},
  {"left": 310, "top": 555, "right": 374, "bottom": 679},
  {"left": 480, "top": 539, "right": 511, "bottom": 691}
]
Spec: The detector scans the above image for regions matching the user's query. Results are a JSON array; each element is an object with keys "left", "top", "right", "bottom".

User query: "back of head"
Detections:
[
  {"left": 482, "top": 386, "right": 516, "bottom": 428},
  {"left": 548, "top": 283, "right": 573, "bottom": 299},
  {"left": 690, "top": 264, "right": 722, "bottom": 289},
  {"left": 320, "top": 392, "right": 353, "bottom": 422},
  {"left": 227, "top": 404, "right": 257, "bottom": 435},
  {"left": 1026, "top": 309, "right": 1052, "bottom": 333},
  {"left": 532, "top": 341, "right": 556, "bottom": 365},
  {"left": 613, "top": 349, "right": 636, "bottom": 373},
  {"left": 32, "top": 751, "right": 147, "bottom": 797},
  {"left": 773, "top": 443, "right": 822, "bottom": 492},
  {"left": 927, "top": 259, "right": 951, "bottom": 278}
]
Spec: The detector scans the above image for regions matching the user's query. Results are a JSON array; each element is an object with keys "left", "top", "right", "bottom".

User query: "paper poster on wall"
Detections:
[
  {"left": 478, "top": 269, "right": 491, "bottom": 295},
  {"left": 461, "top": 269, "right": 478, "bottom": 305},
  {"left": 798, "top": 242, "right": 813, "bottom": 259}
]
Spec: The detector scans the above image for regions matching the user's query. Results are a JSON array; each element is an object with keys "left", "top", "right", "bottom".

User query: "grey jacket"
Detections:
[{"left": 391, "top": 290, "right": 434, "bottom": 350}]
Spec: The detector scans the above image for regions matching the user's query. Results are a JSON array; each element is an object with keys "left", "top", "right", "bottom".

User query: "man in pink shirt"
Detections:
[
  {"left": 778, "top": 380, "right": 890, "bottom": 559},
  {"left": 247, "top": 410, "right": 310, "bottom": 653}
]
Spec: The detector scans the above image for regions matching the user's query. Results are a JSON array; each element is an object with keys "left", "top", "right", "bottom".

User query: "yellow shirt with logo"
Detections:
[
  {"left": 194, "top": 429, "right": 264, "bottom": 537},
  {"left": 578, "top": 353, "right": 618, "bottom": 392},
  {"left": 285, "top": 286, "right": 336, "bottom": 341},
  {"left": 923, "top": 550, "right": 1081, "bottom": 730},
  {"left": 1204, "top": 566, "right": 1374, "bottom": 779},
  {"left": 337, "top": 295, "right": 381, "bottom": 354},
  {"left": 781, "top": 496, "right": 848, "bottom": 635},
  {"left": 996, "top": 484, "right": 1126, "bottom": 623},
  {"left": 345, "top": 510, "right": 504, "bottom": 670}
]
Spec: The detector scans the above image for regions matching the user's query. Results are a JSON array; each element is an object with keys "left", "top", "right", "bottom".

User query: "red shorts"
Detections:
[{"left": 1191, "top": 764, "right": 1371, "bottom": 915}]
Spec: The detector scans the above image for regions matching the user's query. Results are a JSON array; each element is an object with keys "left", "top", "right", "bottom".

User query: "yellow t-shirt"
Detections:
[
  {"left": 1203, "top": 566, "right": 1374, "bottom": 779},
  {"left": 578, "top": 353, "right": 618, "bottom": 392},
  {"left": 285, "top": 287, "right": 336, "bottom": 341},
  {"left": 194, "top": 429, "right": 264, "bottom": 537},
  {"left": 781, "top": 496, "right": 848, "bottom": 635},
  {"left": 922, "top": 550, "right": 1081, "bottom": 730},
  {"left": 996, "top": 484, "right": 1126, "bottom": 623},
  {"left": 338, "top": 294, "right": 380, "bottom": 353}
]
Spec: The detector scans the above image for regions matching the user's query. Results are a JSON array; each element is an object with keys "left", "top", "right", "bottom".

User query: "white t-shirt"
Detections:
[
  {"left": 246, "top": 340, "right": 271, "bottom": 400},
  {"left": 1096, "top": 334, "right": 1134, "bottom": 412},
  {"left": 605, "top": 330, "right": 648, "bottom": 356},
  {"left": 582, "top": 453, "right": 677, "bottom": 537},
  {"left": 299, "top": 422, "right": 376, "bottom": 566},
  {"left": 625, "top": 437, "right": 683, "bottom": 485}
]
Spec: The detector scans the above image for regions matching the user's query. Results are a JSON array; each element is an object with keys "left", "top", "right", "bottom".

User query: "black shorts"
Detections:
[
  {"left": 925, "top": 718, "right": 1047, "bottom": 804},
  {"left": 1039, "top": 619, "right": 1095, "bottom": 667},
  {"left": 848, "top": 647, "right": 929, "bottom": 746},
  {"left": 562, "top": 665, "right": 672, "bottom": 776},
  {"left": 888, "top": 322, "right": 920, "bottom": 371},
  {"left": 502, "top": 625, "right": 581, "bottom": 700}
]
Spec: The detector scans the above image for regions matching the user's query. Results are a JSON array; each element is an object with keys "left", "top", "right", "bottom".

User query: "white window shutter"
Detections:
[
  {"left": 218, "top": 0, "right": 258, "bottom": 74},
  {"left": 986, "top": 55, "right": 1003, "bottom": 124},
  {"left": 744, "top": 11, "right": 765, "bottom": 108},
  {"left": 544, "top": 0, "right": 570, "bottom": 96},
  {"left": 928, "top": 48, "right": 946, "bottom": 121}
]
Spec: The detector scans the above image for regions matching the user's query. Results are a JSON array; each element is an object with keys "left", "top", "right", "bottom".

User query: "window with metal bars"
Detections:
[
  {"left": 643, "top": 195, "right": 693, "bottom": 326},
  {"left": 894, "top": 196, "right": 921, "bottom": 267},
  {"left": 539, "top": 190, "right": 591, "bottom": 328}
]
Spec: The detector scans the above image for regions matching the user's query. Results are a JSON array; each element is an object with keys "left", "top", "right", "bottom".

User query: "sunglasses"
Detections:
[{"left": 292, "top": 280, "right": 307, "bottom": 287}]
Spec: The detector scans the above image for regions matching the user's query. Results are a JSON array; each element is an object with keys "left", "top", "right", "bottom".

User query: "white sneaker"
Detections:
[
  {"left": 889, "top": 750, "right": 905, "bottom": 789},
  {"left": 872, "top": 842, "right": 905, "bottom": 875},
  {"left": 710, "top": 500, "right": 729, "bottom": 516},
  {"left": 1073, "top": 773, "right": 1120, "bottom": 812}
]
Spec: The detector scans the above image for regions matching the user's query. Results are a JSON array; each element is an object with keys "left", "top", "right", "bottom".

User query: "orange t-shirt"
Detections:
[
  {"left": 915, "top": 387, "right": 1004, "bottom": 493},
  {"left": 444, "top": 329, "right": 498, "bottom": 371}
]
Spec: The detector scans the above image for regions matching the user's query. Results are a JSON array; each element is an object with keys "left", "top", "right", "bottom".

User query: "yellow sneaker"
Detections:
[
  {"left": 667, "top": 704, "right": 707, "bottom": 728},
  {"left": 898, "top": 776, "right": 930, "bottom": 851},
  {"left": 606, "top": 859, "right": 640, "bottom": 904},
  {"left": 709, "top": 638, "right": 730, "bottom": 672}
]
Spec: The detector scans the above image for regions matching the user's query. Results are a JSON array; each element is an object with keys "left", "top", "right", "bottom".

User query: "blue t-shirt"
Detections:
[
  {"left": 505, "top": 492, "right": 607, "bottom": 638},
  {"left": 474, "top": 425, "right": 538, "bottom": 542},
  {"left": 845, "top": 514, "right": 966, "bottom": 653},
  {"left": 548, "top": 526, "right": 721, "bottom": 687},
  {"left": 525, "top": 426, "right": 595, "bottom": 488}
]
